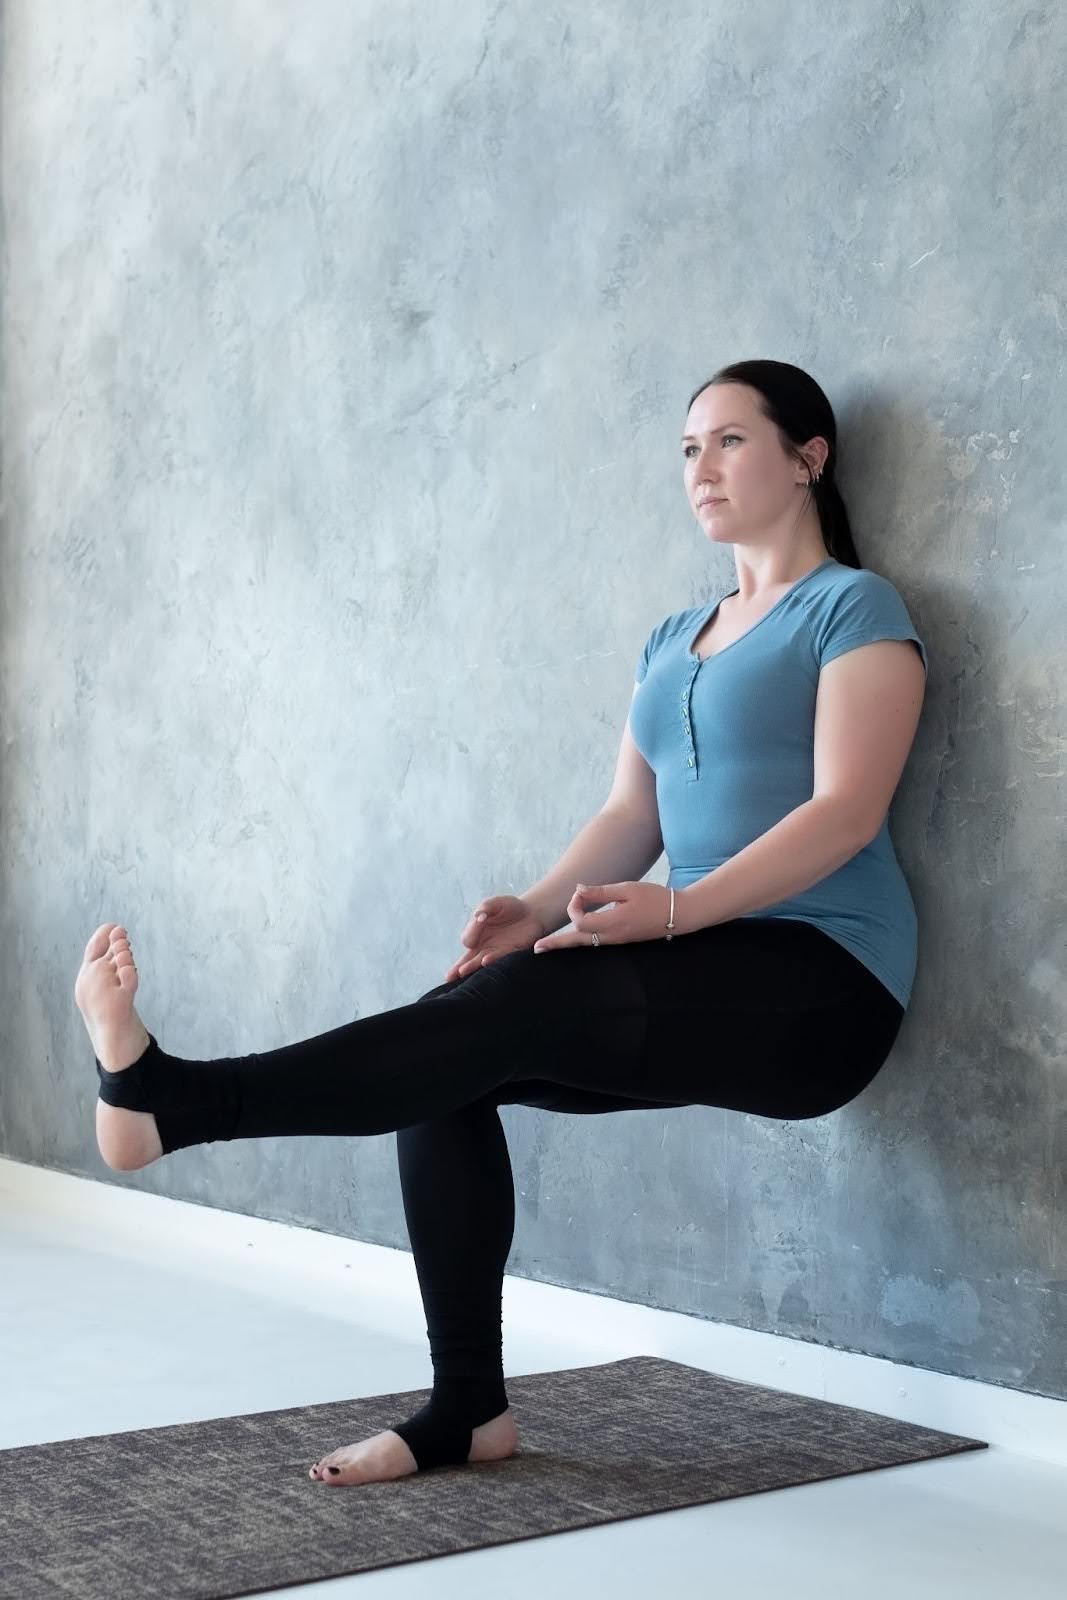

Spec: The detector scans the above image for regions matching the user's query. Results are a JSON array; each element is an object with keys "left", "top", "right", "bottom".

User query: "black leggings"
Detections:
[{"left": 95, "top": 916, "right": 905, "bottom": 1471}]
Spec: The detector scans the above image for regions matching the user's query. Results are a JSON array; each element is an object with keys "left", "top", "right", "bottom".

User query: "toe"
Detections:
[{"left": 85, "top": 925, "right": 117, "bottom": 961}]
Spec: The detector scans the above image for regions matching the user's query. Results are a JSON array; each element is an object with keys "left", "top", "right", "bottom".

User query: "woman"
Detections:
[{"left": 75, "top": 358, "right": 928, "bottom": 1487}]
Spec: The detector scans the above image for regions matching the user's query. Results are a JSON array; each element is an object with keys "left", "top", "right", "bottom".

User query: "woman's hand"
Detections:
[
  {"left": 444, "top": 896, "right": 549, "bottom": 983},
  {"left": 532, "top": 881, "right": 673, "bottom": 952}
]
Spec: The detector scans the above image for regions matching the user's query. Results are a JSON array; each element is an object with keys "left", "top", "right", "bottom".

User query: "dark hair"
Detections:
[{"left": 686, "top": 359, "right": 862, "bottom": 570}]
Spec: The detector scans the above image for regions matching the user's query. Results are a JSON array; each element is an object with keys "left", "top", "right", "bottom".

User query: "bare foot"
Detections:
[
  {"left": 75, "top": 922, "right": 163, "bottom": 1171},
  {"left": 308, "top": 1408, "right": 519, "bottom": 1486}
]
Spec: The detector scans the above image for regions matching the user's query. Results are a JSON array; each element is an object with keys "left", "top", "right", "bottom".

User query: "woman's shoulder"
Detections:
[
  {"left": 804, "top": 560, "right": 918, "bottom": 616},
  {"left": 802, "top": 561, "right": 927, "bottom": 671}
]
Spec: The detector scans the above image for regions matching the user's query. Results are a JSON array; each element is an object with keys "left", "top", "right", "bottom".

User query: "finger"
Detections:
[
  {"left": 576, "top": 884, "right": 624, "bottom": 907},
  {"left": 568, "top": 884, "right": 611, "bottom": 910},
  {"left": 445, "top": 951, "right": 475, "bottom": 982},
  {"left": 462, "top": 906, "right": 493, "bottom": 944},
  {"left": 448, "top": 950, "right": 488, "bottom": 981},
  {"left": 456, "top": 912, "right": 488, "bottom": 955}
]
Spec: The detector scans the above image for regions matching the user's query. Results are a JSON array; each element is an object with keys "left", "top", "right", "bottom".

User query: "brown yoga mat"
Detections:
[{"left": 0, "top": 1354, "right": 987, "bottom": 1598}]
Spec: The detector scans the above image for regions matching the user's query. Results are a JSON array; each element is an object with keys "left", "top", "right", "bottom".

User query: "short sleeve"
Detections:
[
  {"left": 633, "top": 610, "right": 681, "bottom": 683},
  {"left": 810, "top": 570, "right": 927, "bottom": 678},
  {"left": 633, "top": 607, "right": 697, "bottom": 684},
  {"left": 634, "top": 623, "right": 656, "bottom": 684}
]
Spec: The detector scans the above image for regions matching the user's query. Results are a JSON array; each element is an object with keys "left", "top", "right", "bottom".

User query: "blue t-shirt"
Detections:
[{"left": 629, "top": 557, "right": 928, "bottom": 1009}]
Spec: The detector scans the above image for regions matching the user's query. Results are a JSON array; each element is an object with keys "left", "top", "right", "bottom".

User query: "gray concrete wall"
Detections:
[{"left": 1, "top": 2, "right": 1063, "bottom": 1399}]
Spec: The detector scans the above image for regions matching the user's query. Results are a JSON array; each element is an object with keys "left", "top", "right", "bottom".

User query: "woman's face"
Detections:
[{"left": 681, "top": 382, "right": 802, "bottom": 542}]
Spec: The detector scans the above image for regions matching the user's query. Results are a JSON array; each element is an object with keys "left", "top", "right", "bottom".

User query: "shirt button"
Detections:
[{"left": 687, "top": 756, "right": 694, "bottom": 767}]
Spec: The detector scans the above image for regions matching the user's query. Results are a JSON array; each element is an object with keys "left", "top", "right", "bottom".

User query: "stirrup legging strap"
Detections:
[{"left": 390, "top": 1376, "right": 510, "bottom": 1471}]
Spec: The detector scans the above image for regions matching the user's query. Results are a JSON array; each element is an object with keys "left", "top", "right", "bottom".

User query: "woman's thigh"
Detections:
[
  {"left": 629, "top": 915, "right": 906, "bottom": 1118},
  {"left": 417, "top": 917, "right": 905, "bottom": 1122}
]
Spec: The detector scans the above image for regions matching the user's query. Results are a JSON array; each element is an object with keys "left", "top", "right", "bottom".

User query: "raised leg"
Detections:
[{"left": 94, "top": 941, "right": 652, "bottom": 1154}]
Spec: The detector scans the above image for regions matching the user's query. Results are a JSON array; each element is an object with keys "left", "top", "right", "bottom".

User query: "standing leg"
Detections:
[
  {"left": 386, "top": 967, "right": 693, "bottom": 1473},
  {"left": 390, "top": 962, "right": 519, "bottom": 1470},
  {"left": 390, "top": 1069, "right": 682, "bottom": 1471},
  {"left": 390, "top": 1095, "right": 514, "bottom": 1469}
]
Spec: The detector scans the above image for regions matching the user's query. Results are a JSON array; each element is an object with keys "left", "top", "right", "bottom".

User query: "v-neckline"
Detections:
[{"left": 686, "top": 558, "right": 836, "bottom": 663}]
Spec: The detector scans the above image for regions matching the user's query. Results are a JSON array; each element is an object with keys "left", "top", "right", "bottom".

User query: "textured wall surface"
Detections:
[{"left": 1, "top": 2, "right": 1063, "bottom": 1399}]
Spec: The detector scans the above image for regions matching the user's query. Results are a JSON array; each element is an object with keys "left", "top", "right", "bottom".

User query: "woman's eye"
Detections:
[{"left": 684, "top": 436, "right": 742, "bottom": 459}]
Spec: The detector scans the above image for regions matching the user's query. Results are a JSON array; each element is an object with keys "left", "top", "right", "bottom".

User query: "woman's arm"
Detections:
[
  {"left": 520, "top": 685, "right": 662, "bottom": 932},
  {"left": 519, "top": 807, "right": 664, "bottom": 934}
]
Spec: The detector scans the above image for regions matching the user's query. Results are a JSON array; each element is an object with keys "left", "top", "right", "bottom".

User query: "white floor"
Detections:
[{"left": 1, "top": 1157, "right": 1065, "bottom": 1599}]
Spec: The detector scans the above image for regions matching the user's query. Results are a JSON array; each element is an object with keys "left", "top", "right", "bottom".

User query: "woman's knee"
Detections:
[
  {"left": 413, "top": 947, "right": 542, "bottom": 1009},
  {"left": 439, "top": 947, "right": 543, "bottom": 1008}
]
